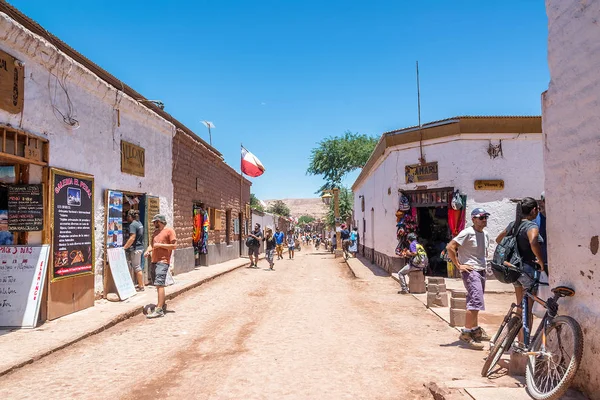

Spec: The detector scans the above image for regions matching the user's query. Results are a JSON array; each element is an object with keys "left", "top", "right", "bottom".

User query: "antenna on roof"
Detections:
[{"left": 416, "top": 61, "right": 426, "bottom": 164}]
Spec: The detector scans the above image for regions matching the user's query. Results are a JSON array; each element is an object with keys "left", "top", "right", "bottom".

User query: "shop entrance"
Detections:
[{"left": 404, "top": 188, "right": 457, "bottom": 277}]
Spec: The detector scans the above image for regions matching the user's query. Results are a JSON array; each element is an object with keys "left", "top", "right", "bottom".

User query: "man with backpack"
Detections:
[
  {"left": 446, "top": 208, "right": 491, "bottom": 350},
  {"left": 247, "top": 223, "right": 263, "bottom": 268}
]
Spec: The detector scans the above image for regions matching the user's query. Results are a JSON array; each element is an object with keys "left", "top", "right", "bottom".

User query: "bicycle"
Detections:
[{"left": 481, "top": 262, "right": 583, "bottom": 400}]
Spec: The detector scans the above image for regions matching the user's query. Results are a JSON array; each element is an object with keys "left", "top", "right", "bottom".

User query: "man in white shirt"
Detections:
[{"left": 446, "top": 208, "right": 491, "bottom": 350}]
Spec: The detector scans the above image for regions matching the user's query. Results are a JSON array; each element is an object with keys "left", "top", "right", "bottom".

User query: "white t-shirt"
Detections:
[{"left": 452, "top": 226, "right": 490, "bottom": 271}]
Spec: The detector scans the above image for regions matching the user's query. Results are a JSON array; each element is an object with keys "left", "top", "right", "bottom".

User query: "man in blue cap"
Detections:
[{"left": 446, "top": 207, "right": 491, "bottom": 350}]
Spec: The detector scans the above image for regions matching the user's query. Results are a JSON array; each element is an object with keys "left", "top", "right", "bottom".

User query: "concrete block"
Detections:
[
  {"left": 450, "top": 289, "right": 467, "bottom": 298},
  {"left": 427, "top": 291, "right": 449, "bottom": 308},
  {"left": 449, "top": 308, "right": 466, "bottom": 327},
  {"left": 409, "top": 270, "right": 426, "bottom": 294},
  {"left": 427, "top": 283, "right": 447, "bottom": 293},
  {"left": 450, "top": 297, "right": 467, "bottom": 309},
  {"left": 427, "top": 277, "right": 445, "bottom": 285}
]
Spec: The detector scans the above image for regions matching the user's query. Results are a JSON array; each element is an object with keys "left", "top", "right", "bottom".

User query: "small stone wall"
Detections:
[{"left": 360, "top": 245, "right": 404, "bottom": 274}]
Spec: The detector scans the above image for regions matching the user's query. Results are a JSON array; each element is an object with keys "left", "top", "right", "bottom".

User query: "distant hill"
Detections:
[{"left": 264, "top": 198, "right": 328, "bottom": 219}]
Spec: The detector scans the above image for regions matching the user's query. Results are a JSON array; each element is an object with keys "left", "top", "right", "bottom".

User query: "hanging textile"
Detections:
[
  {"left": 447, "top": 195, "right": 466, "bottom": 237},
  {"left": 193, "top": 207, "right": 210, "bottom": 255}
]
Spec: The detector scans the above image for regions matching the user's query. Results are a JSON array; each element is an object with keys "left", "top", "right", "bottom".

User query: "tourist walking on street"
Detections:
[
  {"left": 397, "top": 233, "right": 428, "bottom": 294},
  {"left": 144, "top": 214, "right": 177, "bottom": 319},
  {"left": 264, "top": 227, "right": 276, "bottom": 270},
  {"left": 495, "top": 197, "right": 544, "bottom": 343},
  {"left": 446, "top": 208, "right": 491, "bottom": 350},
  {"left": 274, "top": 227, "right": 285, "bottom": 260},
  {"left": 287, "top": 229, "right": 295, "bottom": 259},
  {"left": 248, "top": 223, "right": 263, "bottom": 268},
  {"left": 123, "top": 209, "right": 145, "bottom": 292},
  {"left": 349, "top": 227, "right": 359, "bottom": 258},
  {"left": 340, "top": 224, "right": 351, "bottom": 254}
]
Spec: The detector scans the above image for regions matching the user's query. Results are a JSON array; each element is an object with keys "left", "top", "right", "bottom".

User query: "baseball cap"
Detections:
[
  {"left": 471, "top": 208, "right": 490, "bottom": 218},
  {"left": 152, "top": 214, "right": 167, "bottom": 224}
]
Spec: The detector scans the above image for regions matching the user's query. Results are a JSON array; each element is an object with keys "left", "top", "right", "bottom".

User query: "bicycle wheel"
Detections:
[
  {"left": 525, "top": 316, "right": 583, "bottom": 400},
  {"left": 481, "top": 316, "right": 521, "bottom": 377}
]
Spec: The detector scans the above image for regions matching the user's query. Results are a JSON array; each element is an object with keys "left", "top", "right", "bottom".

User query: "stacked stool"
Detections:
[
  {"left": 408, "top": 269, "right": 426, "bottom": 294},
  {"left": 426, "top": 277, "right": 449, "bottom": 307},
  {"left": 449, "top": 289, "right": 467, "bottom": 327}
]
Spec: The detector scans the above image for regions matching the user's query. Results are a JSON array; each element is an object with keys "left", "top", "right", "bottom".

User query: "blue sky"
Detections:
[{"left": 11, "top": 0, "right": 549, "bottom": 200}]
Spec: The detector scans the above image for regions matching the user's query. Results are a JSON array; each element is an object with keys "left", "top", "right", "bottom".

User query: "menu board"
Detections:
[
  {"left": 8, "top": 184, "right": 44, "bottom": 231},
  {"left": 51, "top": 169, "right": 94, "bottom": 280},
  {"left": 107, "top": 248, "right": 136, "bottom": 300},
  {"left": 0, "top": 245, "right": 50, "bottom": 328}
]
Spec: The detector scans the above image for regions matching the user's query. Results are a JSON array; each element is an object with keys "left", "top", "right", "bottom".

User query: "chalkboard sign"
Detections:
[
  {"left": 0, "top": 245, "right": 50, "bottom": 328},
  {"left": 51, "top": 169, "right": 94, "bottom": 280},
  {"left": 107, "top": 248, "right": 136, "bottom": 300},
  {"left": 8, "top": 184, "right": 44, "bottom": 231}
]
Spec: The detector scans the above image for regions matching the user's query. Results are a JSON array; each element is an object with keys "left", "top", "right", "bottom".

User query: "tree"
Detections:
[
  {"left": 298, "top": 215, "right": 315, "bottom": 225},
  {"left": 250, "top": 193, "right": 264, "bottom": 212},
  {"left": 325, "top": 187, "right": 353, "bottom": 227},
  {"left": 307, "top": 131, "right": 378, "bottom": 193},
  {"left": 267, "top": 200, "right": 291, "bottom": 217}
]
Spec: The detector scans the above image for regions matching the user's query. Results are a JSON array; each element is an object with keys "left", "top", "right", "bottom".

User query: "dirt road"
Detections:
[{"left": 0, "top": 249, "right": 508, "bottom": 399}]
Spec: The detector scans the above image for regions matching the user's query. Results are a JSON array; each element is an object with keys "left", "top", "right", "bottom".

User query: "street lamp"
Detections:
[
  {"left": 201, "top": 121, "right": 215, "bottom": 146},
  {"left": 322, "top": 188, "right": 342, "bottom": 258}
]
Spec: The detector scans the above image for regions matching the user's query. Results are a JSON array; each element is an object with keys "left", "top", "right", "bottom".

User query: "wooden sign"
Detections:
[
  {"left": 8, "top": 184, "right": 44, "bottom": 231},
  {"left": 0, "top": 50, "right": 24, "bottom": 114},
  {"left": 405, "top": 162, "right": 439, "bottom": 184},
  {"left": 121, "top": 141, "right": 145, "bottom": 177},
  {"left": 0, "top": 245, "right": 50, "bottom": 328},
  {"left": 474, "top": 180, "right": 505, "bottom": 191},
  {"left": 107, "top": 248, "right": 136, "bottom": 300}
]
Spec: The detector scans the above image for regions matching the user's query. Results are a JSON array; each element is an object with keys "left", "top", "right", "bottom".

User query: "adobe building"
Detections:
[
  {"left": 352, "top": 116, "right": 543, "bottom": 274},
  {"left": 544, "top": 1, "right": 600, "bottom": 396}
]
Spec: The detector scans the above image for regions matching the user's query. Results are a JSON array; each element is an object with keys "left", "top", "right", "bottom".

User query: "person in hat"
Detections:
[
  {"left": 144, "top": 214, "right": 177, "bottom": 319},
  {"left": 446, "top": 207, "right": 491, "bottom": 350}
]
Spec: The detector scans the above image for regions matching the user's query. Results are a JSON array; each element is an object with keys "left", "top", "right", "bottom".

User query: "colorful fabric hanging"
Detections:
[{"left": 193, "top": 207, "right": 209, "bottom": 255}]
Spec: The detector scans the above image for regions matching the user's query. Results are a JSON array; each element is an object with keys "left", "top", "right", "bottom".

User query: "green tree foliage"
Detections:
[
  {"left": 267, "top": 200, "right": 291, "bottom": 217},
  {"left": 298, "top": 215, "right": 315, "bottom": 225},
  {"left": 307, "top": 131, "right": 378, "bottom": 193},
  {"left": 325, "top": 187, "right": 353, "bottom": 227},
  {"left": 250, "top": 193, "right": 264, "bottom": 212}
]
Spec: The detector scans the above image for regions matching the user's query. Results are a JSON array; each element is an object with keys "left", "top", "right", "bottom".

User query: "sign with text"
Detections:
[
  {"left": 8, "top": 184, "right": 44, "bottom": 231},
  {"left": 474, "top": 180, "right": 505, "bottom": 191},
  {"left": 107, "top": 248, "right": 136, "bottom": 301},
  {"left": 121, "top": 141, "right": 145, "bottom": 177},
  {"left": 146, "top": 196, "right": 160, "bottom": 239},
  {"left": 51, "top": 169, "right": 94, "bottom": 280},
  {"left": 0, "top": 245, "right": 50, "bottom": 328},
  {"left": 0, "top": 49, "right": 24, "bottom": 114},
  {"left": 405, "top": 162, "right": 439, "bottom": 184}
]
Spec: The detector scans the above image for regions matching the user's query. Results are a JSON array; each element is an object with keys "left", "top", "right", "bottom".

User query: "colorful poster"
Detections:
[
  {"left": 106, "top": 191, "right": 123, "bottom": 249},
  {"left": 51, "top": 169, "right": 94, "bottom": 280}
]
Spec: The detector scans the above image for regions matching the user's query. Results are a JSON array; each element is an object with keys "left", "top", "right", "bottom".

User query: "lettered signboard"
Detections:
[{"left": 0, "top": 245, "right": 50, "bottom": 328}]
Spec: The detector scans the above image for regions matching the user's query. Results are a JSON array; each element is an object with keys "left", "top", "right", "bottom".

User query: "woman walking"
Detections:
[
  {"left": 263, "top": 227, "right": 277, "bottom": 270},
  {"left": 349, "top": 227, "right": 359, "bottom": 258},
  {"left": 287, "top": 230, "right": 295, "bottom": 259}
]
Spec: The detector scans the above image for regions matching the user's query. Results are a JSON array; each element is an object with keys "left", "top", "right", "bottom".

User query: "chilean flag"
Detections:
[{"left": 241, "top": 146, "right": 266, "bottom": 177}]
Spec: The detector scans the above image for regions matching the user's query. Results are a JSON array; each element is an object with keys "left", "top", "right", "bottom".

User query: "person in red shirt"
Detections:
[{"left": 144, "top": 214, "right": 177, "bottom": 318}]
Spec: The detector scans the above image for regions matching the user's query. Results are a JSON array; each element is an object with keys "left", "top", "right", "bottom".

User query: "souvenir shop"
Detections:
[
  {"left": 192, "top": 202, "right": 209, "bottom": 266},
  {"left": 394, "top": 187, "right": 466, "bottom": 277}
]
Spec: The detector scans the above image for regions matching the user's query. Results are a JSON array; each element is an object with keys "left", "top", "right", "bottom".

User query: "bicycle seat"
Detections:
[{"left": 552, "top": 286, "right": 576, "bottom": 297}]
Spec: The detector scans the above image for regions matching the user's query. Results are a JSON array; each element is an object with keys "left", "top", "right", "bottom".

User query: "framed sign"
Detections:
[
  {"left": 8, "top": 184, "right": 44, "bottom": 231},
  {"left": 0, "top": 49, "right": 24, "bottom": 114},
  {"left": 106, "top": 190, "right": 124, "bottom": 248},
  {"left": 0, "top": 245, "right": 50, "bottom": 328},
  {"left": 51, "top": 169, "right": 94, "bottom": 281},
  {"left": 405, "top": 162, "right": 439, "bottom": 184},
  {"left": 107, "top": 248, "right": 136, "bottom": 300},
  {"left": 121, "top": 141, "right": 145, "bottom": 177},
  {"left": 474, "top": 180, "right": 505, "bottom": 191}
]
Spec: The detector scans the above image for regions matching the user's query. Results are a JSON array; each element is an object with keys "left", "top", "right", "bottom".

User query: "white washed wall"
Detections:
[
  {"left": 0, "top": 13, "right": 174, "bottom": 293},
  {"left": 354, "top": 135, "right": 544, "bottom": 259},
  {"left": 544, "top": 0, "right": 600, "bottom": 396}
]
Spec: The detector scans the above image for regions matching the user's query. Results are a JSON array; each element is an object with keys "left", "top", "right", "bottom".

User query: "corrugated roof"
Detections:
[{"left": 0, "top": 0, "right": 222, "bottom": 158}]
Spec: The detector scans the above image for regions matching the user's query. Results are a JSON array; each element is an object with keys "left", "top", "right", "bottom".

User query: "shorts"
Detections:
[
  {"left": 127, "top": 249, "right": 143, "bottom": 273},
  {"left": 248, "top": 246, "right": 260, "bottom": 257},
  {"left": 513, "top": 263, "right": 537, "bottom": 291},
  {"left": 152, "top": 262, "right": 169, "bottom": 286},
  {"left": 288, "top": 245, "right": 295, "bottom": 251},
  {"left": 461, "top": 269, "right": 486, "bottom": 311},
  {"left": 276, "top": 244, "right": 284, "bottom": 253}
]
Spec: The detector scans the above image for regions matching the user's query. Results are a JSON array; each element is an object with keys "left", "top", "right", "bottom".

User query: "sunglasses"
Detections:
[{"left": 476, "top": 215, "right": 489, "bottom": 220}]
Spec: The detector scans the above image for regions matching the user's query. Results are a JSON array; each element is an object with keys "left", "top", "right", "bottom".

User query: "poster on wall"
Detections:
[
  {"left": 51, "top": 169, "right": 94, "bottom": 281},
  {"left": 146, "top": 196, "right": 160, "bottom": 239},
  {"left": 106, "top": 190, "right": 123, "bottom": 248},
  {"left": 8, "top": 184, "right": 44, "bottom": 231},
  {"left": 0, "top": 245, "right": 50, "bottom": 328}
]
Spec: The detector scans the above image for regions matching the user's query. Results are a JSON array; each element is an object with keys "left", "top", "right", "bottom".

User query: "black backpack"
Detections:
[
  {"left": 245, "top": 236, "right": 258, "bottom": 247},
  {"left": 491, "top": 222, "right": 526, "bottom": 283}
]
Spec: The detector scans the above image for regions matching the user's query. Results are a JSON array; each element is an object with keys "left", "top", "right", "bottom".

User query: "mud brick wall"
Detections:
[{"left": 172, "top": 131, "right": 251, "bottom": 249}]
